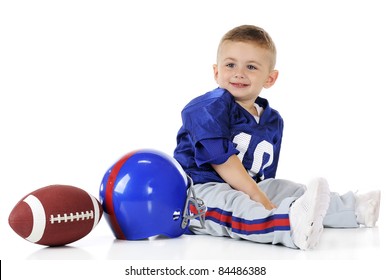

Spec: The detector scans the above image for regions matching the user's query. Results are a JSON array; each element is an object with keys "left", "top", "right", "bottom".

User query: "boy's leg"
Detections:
[
  {"left": 262, "top": 179, "right": 380, "bottom": 228},
  {"left": 189, "top": 182, "right": 298, "bottom": 249},
  {"left": 324, "top": 190, "right": 381, "bottom": 228},
  {"left": 258, "top": 178, "right": 306, "bottom": 206},
  {"left": 259, "top": 178, "right": 332, "bottom": 249},
  {"left": 323, "top": 191, "right": 359, "bottom": 228}
]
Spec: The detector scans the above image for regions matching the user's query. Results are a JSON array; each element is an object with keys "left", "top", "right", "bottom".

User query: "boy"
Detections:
[{"left": 174, "top": 25, "right": 380, "bottom": 250}]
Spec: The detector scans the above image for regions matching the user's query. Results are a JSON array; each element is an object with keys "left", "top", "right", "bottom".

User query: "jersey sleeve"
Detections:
[
  {"left": 181, "top": 91, "right": 237, "bottom": 166},
  {"left": 182, "top": 93, "right": 231, "bottom": 142},
  {"left": 195, "top": 138, "right": 238, "bottom": 166}
]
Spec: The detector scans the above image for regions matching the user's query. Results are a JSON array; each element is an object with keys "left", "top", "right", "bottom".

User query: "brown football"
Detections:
[{"left": 8, "top": 184, "right": 103, "bottom": 246}]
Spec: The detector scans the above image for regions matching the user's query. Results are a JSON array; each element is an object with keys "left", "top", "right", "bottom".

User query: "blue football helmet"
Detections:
[{"left": 99, "top": 149, "right": 206, "bottom": 240}]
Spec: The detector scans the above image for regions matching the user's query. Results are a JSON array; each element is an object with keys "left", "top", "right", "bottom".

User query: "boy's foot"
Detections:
[
  {"left": 290, "top": 177, "right": 330, "bottom": 250},
  {"left": 355, "top": 190, "right": 381, "bottom": 227}
]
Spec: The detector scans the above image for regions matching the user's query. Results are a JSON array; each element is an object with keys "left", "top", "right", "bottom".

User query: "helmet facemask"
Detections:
[{"left": 181, "top": 176, "right": 207, "bottom": 230}]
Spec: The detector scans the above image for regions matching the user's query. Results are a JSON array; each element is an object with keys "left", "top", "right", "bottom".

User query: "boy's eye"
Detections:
[
  {"left": 226, "top": 63, "right": 235, "bottom": 68},
  {"left": 247, "top": 65, "right": 257, "bottom": 70}
]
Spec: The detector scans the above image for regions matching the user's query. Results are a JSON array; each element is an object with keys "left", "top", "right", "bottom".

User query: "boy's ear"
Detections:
[
  {"left": 263, "top": 70, "right": 279, "bottom": 89},
  {"left": 213, "top": 64, "right": 218, "bottom": 81}
]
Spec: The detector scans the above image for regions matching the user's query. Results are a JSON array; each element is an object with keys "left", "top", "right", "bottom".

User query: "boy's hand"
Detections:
[{"left": 250, "top": 190, "right": 277, "bottom": 210}]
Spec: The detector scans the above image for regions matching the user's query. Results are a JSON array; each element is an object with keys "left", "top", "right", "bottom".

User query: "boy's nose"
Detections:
[{"left": 234, "top": 68, "right": 245, "bottom": 78}]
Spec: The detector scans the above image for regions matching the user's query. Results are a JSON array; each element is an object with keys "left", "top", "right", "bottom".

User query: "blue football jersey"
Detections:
[{"left": 174, "top": 87, "right": 284, "bottom": 184}]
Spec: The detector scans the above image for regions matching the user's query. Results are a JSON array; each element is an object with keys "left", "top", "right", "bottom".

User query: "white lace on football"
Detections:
[{"left": 50, "top": 210, "right": 94, "bottom": 224}]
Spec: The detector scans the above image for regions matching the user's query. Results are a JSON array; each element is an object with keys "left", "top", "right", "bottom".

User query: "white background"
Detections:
[{"left": 1, "top": 0, "right": 389, "bottom": 279}]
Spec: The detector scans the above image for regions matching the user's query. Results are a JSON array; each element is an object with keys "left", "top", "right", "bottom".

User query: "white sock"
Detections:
[
  {"left": 355, "top": 190, "right": 381, "bottom": 227},
  {"left": 290, "top": 177, "right": 330, "bottom": 250}
]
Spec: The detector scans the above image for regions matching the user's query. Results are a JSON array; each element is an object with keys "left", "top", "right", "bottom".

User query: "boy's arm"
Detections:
[{"left": 211, "top": 155, "right": 276, "bottom": 210}]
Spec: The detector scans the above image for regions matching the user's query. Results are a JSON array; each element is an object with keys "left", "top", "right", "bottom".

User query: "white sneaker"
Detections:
[
  {"left": 290, "top": 177, "right": 330, "bottom": 250},
  {"left": 355, "top": 190, "right": 381, "bottom": 227}
]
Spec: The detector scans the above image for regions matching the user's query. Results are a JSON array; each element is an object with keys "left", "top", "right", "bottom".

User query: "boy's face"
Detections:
[{"left": 213, "top": 41, "right": 278, "bottom": 105}]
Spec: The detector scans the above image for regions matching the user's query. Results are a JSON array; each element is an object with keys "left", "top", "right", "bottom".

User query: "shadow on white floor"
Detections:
[{"left": 23, "top": 226, "right": 382, "bottom": 260}]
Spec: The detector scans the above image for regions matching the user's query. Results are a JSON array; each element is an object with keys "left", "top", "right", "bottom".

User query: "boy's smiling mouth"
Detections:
[{"left": 230, "top": 82, "right": 249, "bottom": 88}]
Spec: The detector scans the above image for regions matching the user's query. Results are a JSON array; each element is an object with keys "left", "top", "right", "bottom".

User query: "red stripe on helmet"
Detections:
[{"left": 104, "top": 150, "right": 138, "bottom": 240}]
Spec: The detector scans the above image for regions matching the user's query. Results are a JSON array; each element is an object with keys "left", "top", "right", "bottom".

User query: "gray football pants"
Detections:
[{"left": 189, "top": 178, "right": 359, "bottom": 248}]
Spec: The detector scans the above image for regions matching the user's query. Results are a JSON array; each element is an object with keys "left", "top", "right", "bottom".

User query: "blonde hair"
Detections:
[{"left": 217, "top": 25, "right": 277, "bottom": 69}]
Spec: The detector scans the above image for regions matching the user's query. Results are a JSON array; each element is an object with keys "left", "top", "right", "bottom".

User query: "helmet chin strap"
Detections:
[{"left": 181, "top": 176, "right": 207, "bottom": 229}]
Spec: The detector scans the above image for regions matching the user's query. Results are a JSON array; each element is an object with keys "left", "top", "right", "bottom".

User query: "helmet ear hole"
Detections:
[{"left": 173, "top": 209, "right": 181, "bottom": 221}]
